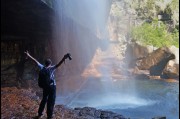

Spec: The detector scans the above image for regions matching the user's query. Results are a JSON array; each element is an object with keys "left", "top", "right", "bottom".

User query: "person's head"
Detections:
[{"left": 44, "top": 59, "right": 52, "bottom": 67}]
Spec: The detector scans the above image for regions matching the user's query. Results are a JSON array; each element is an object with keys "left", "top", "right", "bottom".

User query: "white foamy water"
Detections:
[{"left": 67, "top": 93, "right": 156, "bottom": 109}]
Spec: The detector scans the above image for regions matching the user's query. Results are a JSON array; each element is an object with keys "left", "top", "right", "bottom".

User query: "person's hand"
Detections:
[
  {"left": 24, "top": 51, "right": 30, "bottom": 57},
  {"left": 64, "top": 54, "right": 69, "bottom": 59},
  {"left": 64, "top": 53, "right": 72, "bottom": 60}
]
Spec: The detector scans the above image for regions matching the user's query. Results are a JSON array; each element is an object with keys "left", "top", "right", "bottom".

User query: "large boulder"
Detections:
[
  {"left": 162, "top": 46, "right": 179, "bottom": 79},
  {"left": 125, "top": 43, "right": 178, "bottom": 79},
  {"left": 133, "top": 46, "right": 177, "bottom": 78},
  {"left": 124, "top": 42, "right": 149, "bottom": 68},
  {"left": 136, "top": 47, "right": 175, "bottom": 70},
  {"left": 149, "top": 52, "right": 175, "bottom": 76},
  {"left": 163, "top": 61, "right": 179, "bottom": 79}
]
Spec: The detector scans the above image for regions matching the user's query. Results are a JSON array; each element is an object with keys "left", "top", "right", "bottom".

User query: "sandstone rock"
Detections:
[
  {"left": 149, "top": 76, "right": 161, "bottom": 80},
  {"left": 124, "top": 42, "right": 149, "bottom": 68},
  {"left": 149, "top": 53, "right": 175, "bottom": 76},
  {"left": 146, "top": 45, "right": 154, "bottom": 53},
  {"left": 125, "top": 45, "right": 178, "bottom": 79},
  {"left": 133, "top": 46, "right": 175, "bottom": 77},
  {"left": 169, "top": 45, "right": 179, "bottom": 64},
  {"left": 136, "top": 47, "right": 172, "bottom": 70},
  {"left": 163, "top": 63, "right": 179, "bottom": 79}
]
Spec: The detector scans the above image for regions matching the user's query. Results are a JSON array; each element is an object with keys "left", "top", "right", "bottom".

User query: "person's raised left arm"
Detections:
[{"left": 24, "top": 51, "right": 41, "bottom": 66}]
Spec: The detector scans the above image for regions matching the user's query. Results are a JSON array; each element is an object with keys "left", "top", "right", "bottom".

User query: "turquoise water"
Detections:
[
  {"left": 110, "top": 80, "right": 179, "bottom": 119},
  {"left": 56, "top": 78, "right": 179, "bottom": 119}
]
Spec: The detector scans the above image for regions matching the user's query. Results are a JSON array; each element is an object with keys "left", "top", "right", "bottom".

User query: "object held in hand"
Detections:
[
  {"left": 67, "top": 53, "right": 72, "bottom": 60},
  {"left": 64, "top": 53, "right": 72, "bottom": 60}
]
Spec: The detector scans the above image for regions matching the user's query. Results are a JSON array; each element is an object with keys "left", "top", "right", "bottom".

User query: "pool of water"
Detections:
[
  {"left": 110, "top": 79, "right": 179, "bottom": 119},
  {"left": 56, "top": 78, "right": 179, "bottom": 119}
]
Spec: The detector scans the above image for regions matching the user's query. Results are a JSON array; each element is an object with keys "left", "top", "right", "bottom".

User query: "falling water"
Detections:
[
  {"left": 53, "top": 0, "right": 148, "bottom": 107},
  {"left": 52, "top": 0, "right": 143, "bottom": 108},
  {"left": 52, "top": 0, "right": 179, "bottom": 119}
]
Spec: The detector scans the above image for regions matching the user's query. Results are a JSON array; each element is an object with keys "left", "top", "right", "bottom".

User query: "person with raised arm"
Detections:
[{"left": 24, "top": 51, "right": 71, "bottom": 119}]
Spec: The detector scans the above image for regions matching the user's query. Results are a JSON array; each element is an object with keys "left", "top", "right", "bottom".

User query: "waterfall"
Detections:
[
  {"left": 53, "top": 0, "right": 112, "bottom": 98},
  {"left": 52, "top": 0, "right": 151, "bottom": 109}
]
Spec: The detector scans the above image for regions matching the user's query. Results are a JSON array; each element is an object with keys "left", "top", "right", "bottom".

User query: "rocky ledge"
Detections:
[{"left": 1, "top": 87, "right": 167, "bottom": 119}]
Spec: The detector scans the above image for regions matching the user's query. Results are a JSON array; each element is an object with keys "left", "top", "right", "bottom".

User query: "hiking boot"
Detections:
[
  {"left": 33, "top": 114, "right": 44, "bottom": 119},
  {"left": 47, "top": 114, "right": 54, "bottom": 119},
  {"left": 47, "top": 116, "right": 52, "bottom": 119}
]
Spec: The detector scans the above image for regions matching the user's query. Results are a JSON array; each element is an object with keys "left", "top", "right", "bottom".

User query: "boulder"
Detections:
[
  {"left": 124, "top": 43, "right": 178, "bottom": 78},
  {"left": 163, "top": 63, "right": 179, "bottom": 79},
  {"left": 162, "top": 46, "right": 179, "bottom": 79},
  {"left": 124, "top": 42, "right": 149, "bottom": 68},
  {"left": 169, "top": 45, "right": 179, "bottom": 64},
  {"left": 149, "top": 52, "right": 175, "bottom": 76},
  {"left": 136, "top": 47, "right": 174, "bottom": 70}
]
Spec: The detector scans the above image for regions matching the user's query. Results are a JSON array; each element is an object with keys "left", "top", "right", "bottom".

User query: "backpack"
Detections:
[{"left": 38, "top": 67, "right": 53, "bottom": 88}]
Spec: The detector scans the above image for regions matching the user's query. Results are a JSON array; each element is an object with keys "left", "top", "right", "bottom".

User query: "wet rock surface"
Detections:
[{"left": 1, "top": 87, "right": 127, "bottom": 119}]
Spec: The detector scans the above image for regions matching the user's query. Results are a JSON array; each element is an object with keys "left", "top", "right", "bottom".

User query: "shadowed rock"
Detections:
[
  {"left": 135, "top": 47, "right": 175, "bottom": 76},
  {"left": 149, "top": 52, "right": 175, "bottom": 76},
  {"left": 136, "top": 47, "right": 172, "bottom": 69}
]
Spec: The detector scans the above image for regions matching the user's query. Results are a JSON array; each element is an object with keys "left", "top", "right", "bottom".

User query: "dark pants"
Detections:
[{"left": 38, "top": 85, "right": 56, "bottom": 118}]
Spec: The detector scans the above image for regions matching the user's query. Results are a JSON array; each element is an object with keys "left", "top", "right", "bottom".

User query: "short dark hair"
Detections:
[{"left": 44, "top": 59, "right": 52, "bottom": 67}]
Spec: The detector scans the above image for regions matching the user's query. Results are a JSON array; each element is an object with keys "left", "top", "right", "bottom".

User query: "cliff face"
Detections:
[
  {"left": 1, "top": 0, "right": 55, "bottom": 87},
  {"left": 1, "top": 0, "right": 54, "bottom": 38}
]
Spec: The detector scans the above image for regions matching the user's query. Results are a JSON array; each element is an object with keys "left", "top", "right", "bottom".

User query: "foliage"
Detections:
[
  {"left": 125, "top": 0, "right": 179, "bottom": 26},
  {"left": 168, "top": 0, "right": 179, "bottom": 26},
  {"left": 131, "top": 20, "right": 179, "bottom": 47},
  {"left": 125, "top": 0, "right": 158, "bottom": 19}
]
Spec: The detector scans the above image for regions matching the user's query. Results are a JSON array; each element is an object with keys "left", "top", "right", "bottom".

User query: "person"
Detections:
[{"left": 24, "top": 51, "right": 70, "bottom": 119}]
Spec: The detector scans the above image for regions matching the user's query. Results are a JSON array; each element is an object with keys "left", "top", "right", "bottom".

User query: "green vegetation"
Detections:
[
  {"left": 123, "top": 0, "right": 179, "bottom": 48},
  {"left": 125, "top": 0, "right": 179, "bottom": 25},
  {"left": 131, "top": 19, "right": 179, "bottom": 48}
]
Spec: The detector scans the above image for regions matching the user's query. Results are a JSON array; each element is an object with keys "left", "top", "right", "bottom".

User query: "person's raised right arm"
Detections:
[{"left": 24, "top": 51, "right": 41, "bottom": 66}]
